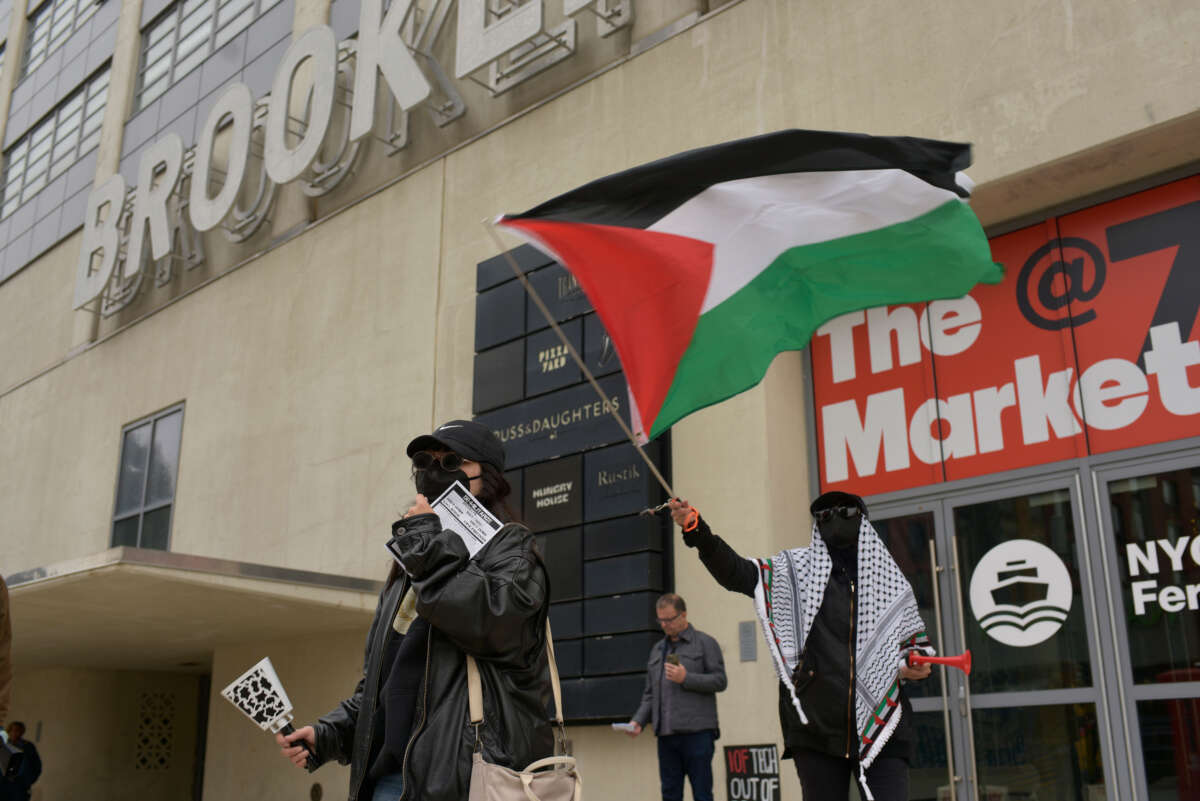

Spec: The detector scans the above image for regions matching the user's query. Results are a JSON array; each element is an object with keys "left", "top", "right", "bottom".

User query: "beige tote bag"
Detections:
[{"left": 465, "top": 621, "right": 582, "bottom": 801}]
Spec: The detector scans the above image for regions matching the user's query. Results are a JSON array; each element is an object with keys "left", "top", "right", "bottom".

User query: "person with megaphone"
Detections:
[{"left": 669, "top": 491, "right": 933, "bottom": 801}]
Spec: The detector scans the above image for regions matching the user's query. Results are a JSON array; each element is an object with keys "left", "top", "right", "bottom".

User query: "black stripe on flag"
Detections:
[{"left": 507, "top": 129, "right": 973, "bottom": 230}]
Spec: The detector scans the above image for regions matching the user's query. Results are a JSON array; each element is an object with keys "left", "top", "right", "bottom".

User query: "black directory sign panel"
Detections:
[
  {"left": 583, "top": 313, "right": 622, "bottom": 377},
  {"left": 584, "top": 515, "right": 664, "bottom": 560},
  {"left": 475, "top": 280, "right": 526, "bottom": 351},
  {"left": 474, "top": 339, "right": 524, "bottom": 413},
  {"left": 524, "top": 456, "right": 583, "bottom": 532},
  {"left": 526, "top": 263, "right": 592, "bottom": 331},
  {"left": 476, "top": 244, "right": 554, "bottom": 291},
  {"left": 535, "top": 527, "right": 582, "bottom": 601},
  {"left": 476, "top": 373, "right": 629, "bottom": 469},
  {"left": 526, "top": 319, "right": 582, "bottom": 397},
  {"left": 584, "top": 631, "right": 660, "bottom": 675},
  {"left": 725, "top": 745, "right": 781, "bottom": 801},
  {"left": 503, "top": 468, "right": 524, "bottom": 519},
  {"left": 584, "top": 552, "right": 663, "bottom": 597},
  {"left": 474, "top": 246, "right": 671, "bottom": 725},
  {"left": 584, "top": 441, "right": 662, "bottom": 522}
]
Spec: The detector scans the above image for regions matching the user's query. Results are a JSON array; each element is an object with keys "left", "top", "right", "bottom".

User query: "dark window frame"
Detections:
[
  {"left": 111, "top": 402, "right": 185, "bottom": 550},
  {"left": 134, "top": 0, "right": 282, "bottom": 112},
  {"left": 20, "top": 0, "right": 100, "bottom": 79}
]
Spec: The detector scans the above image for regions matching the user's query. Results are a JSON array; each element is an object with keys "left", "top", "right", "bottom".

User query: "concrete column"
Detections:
[
  {"left": 0, "top": 0, "right": 31, "bottom": 149},
  {"left": 70, "top": 0, "right": 146, "bottom": 349}
]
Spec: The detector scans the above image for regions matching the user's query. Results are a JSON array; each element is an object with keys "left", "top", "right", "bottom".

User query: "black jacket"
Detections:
[
  {"left": 682, "top": 518, "right": 914, "bottom": 763},
  {"left": 308, "top": 514, "right": 555, "bottom": 801}
]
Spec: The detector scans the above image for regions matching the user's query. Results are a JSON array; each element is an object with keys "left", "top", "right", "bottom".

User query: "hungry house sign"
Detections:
[
  {"left": 73, "top": 0, "right": 634, "bottom": 315},
  {"left": 813, "top": 177, "right": 1200, "bottom": 495}
]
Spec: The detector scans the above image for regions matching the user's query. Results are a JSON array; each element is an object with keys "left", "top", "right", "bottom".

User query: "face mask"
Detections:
[
  {"left": 819, "top": 514, "right": 860, "bottom": 549},
  {"left": 414, "top": 465, "right": 473, "bottom": 501}
]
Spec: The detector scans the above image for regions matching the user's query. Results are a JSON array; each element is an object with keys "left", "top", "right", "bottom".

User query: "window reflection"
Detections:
[
  {"left": 953, "top": 491, "right": 1092, "bottom": 693},
  {"left": 874, "top": 512, "right": 942, "bottom": 699},
  {"left": 973, "top": 704, "right": 1105, "bottom": 801},
  {"left": 1138, "top": 697, "right": 1200, "bottom": 801},
  {"left": 1109, "top": 466, "right": 1200, "bottom": 684}
]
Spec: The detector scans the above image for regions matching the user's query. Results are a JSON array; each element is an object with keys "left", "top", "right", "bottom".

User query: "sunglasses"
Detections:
[
  {"left": 814, "top": 505, "right": 861, "bottom": 523},
  {"left": 412, "top": 451, "right": 465, "bottom": 471}
]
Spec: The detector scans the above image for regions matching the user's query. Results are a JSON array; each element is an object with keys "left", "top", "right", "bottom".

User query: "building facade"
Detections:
[{"left": 0, "top": 0, "right": 1196, "bottom": 799}]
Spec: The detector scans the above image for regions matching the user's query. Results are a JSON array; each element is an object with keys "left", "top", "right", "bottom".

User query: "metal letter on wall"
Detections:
[
  {"left": 191, "top": 83, "right": 254, "bottom": 232},
  {"left": 73, "top": 174, "right": 127, "bottom": 309},
  {"left": 302, "top": 42, "right": 364, "bottom": 196},
  {"left": 349, "top": 0, "right": 430, "bottom": 142},
  {"left": 456, "top": 0, "right": 543, "bottom": 78},
  {"left": 107, "top": 133, "right": 185, "bottom": 315},
  {"left": 265, "top": 25, "right": 338, "bottom": 185},
  {"left": 153, "top": 151, "right": 205, "bottom": 287},
  {"left": 563, "top": 0, "right": 632, "bottom": 37},
  {"left": 227, "top": 99, "right": 278, "bottom": 242}
]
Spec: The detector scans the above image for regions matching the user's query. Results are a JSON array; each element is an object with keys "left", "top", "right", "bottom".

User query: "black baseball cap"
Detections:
[
  {"left": 810, "top": 491, "right": 868, "bottom": 518},
  {"left": 406, "top": 420, "right": 506, "bottom": 471}
]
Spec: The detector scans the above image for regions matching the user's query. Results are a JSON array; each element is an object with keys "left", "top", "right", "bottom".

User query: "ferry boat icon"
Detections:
[
  {"left": 990, "top": 561, "right": 1049, "bottom": 607},
  {"left": 978, "top": 558, "right": 1070, "bottom": 635}
]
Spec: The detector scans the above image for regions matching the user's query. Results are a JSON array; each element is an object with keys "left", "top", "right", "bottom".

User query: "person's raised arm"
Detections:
[
  {"left": 390, "top": 511, "right": 547, "bottom": 667},
  {"left": 669, "top": 500, "right": 757, "bottom": 597}
]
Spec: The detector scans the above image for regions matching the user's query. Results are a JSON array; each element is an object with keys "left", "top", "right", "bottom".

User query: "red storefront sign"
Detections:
[{"left": 813, "top": 176, "right": 1200, "bottom": 495}]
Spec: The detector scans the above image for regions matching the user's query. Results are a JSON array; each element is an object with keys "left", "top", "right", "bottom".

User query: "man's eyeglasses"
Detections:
[
  {"left": 814, "top": 505, "right": 861, "bottom": 523},
  {"left": 412, "top": 451, "right": 464, "bottom": 471},
  {"left": 656, "top": 611, "right": 683, "bottom": 626}
]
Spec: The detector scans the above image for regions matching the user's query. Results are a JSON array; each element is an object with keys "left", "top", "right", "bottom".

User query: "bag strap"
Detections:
[{"left": 467, "top": 619, "right": 563, "bottom": 726}]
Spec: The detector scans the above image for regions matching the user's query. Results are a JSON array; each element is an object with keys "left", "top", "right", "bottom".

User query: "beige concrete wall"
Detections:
[
  {"left": 203, "top": 631, "right": 361, "bottom": 801},
  {"left": 8, "top": 667, "right": 201, "bottom": 801},
  {"left": 0, "top": 160, "right": 445, "bottom": 577},
  {"left": 0, "top": 231, "right": 80, "bottom": 391},
  {"left": 1, "top": 0, "right": 1199, "bottom": 798}
]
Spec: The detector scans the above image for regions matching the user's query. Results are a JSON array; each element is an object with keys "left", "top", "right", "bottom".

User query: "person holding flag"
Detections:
[
  {"left": 668, "top": 493, "right": 932, "bottom": 801},
  {"left": 488, "top": 127, "right": 1000, "bottom": 799}
]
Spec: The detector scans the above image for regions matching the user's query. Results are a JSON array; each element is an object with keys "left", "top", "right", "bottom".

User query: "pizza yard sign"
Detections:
[{"left": 814, "top": 177, "right": 1200, "bottom": 495}]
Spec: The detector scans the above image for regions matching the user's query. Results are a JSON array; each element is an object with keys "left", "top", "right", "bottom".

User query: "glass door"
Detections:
[
  {"left": 1095, "top": 454, "right": 1200, "bottom": 801},
  {"left": 872, "top": 477, "right": 1118, "bottom": 801}
]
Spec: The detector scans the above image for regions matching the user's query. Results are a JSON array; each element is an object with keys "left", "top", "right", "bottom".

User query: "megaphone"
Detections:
[
  {"left": 908, "top": 650, "right": 972, "bottom": 676},
  {"left": 221, "top": 657, "right": 311, "bottom": 755}
]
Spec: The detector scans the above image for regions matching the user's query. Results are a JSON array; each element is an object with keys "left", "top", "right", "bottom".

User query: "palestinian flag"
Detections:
[{"left": 497, "top": 129, "right": 1003, "bottom": 442}]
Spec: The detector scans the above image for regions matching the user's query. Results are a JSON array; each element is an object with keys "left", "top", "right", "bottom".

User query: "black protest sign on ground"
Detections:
[{"left": 725, "top": 744, "right": 780, "bottom": 801}]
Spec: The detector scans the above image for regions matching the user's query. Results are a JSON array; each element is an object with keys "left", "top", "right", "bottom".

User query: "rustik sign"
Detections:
[
  {"left": 74, "top": 0, "right": 633, "bottom": 314},
  {"left": 813, "top": 177, "right": 1200, "bottom": 495}
]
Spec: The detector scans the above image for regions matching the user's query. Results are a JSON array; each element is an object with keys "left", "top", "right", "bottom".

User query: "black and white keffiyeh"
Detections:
[{"left": 751, "top": 515, "right": 933, "bottom": 777}]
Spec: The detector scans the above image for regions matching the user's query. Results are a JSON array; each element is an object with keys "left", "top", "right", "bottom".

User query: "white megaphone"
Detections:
[{"left": 220, "top": 657, "right": 310, "bottom": 755}]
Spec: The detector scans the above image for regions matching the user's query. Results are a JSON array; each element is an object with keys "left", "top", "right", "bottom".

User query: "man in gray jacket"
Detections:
[{"left": 626, "top": 593, "right": 727, "bottom": 801}]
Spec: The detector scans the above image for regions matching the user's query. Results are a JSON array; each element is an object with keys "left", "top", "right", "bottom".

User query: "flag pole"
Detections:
[{"left": 482, "top": 220, "right": 677, "bottom": 499}]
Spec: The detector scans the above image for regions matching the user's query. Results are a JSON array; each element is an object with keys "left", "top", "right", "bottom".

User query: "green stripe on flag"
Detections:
[{"left": 649, "top": 200, "right": 1001, "bottom": 438}]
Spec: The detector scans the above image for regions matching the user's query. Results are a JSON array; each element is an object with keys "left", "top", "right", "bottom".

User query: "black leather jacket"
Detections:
[
  {"left": 307, "top": 514, "right": 555, "bottom": 801},
  {"left": 683, "top": 517, "right": 914, "bottom": 762}
]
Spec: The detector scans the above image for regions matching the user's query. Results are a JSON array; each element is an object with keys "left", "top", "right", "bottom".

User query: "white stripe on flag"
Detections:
[{"left": 647, "top": 169, "right": 967, "bottom": 314}]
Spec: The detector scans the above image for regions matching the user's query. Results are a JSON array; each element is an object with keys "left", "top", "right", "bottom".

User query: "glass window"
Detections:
[
  {"left": 873, "top": 511, "right": 943, "bottom": 699},
  {"left": 1137, "top": 697, "right": 1200, "bottom": 801},
  {"left": 1109, "top": 465, "right": 1200, "bottom": 684},
  {"left": 111, "top": 405, "right": 184, "bottom": 550},
  {"left": 135, "top": 0, "right": 279, "bottom": 110},
  {"left": 972, "top": 704, "right": 1106, "bottom": 801},
  {"left": 953, "top": 490, "right": 1093, "bottom": 693},
  {"left": 21, "top": 0, "right": 98, "bottom": 78},
  {"left": 0, "top": 65, "right": 109, "bottom": 219}
]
